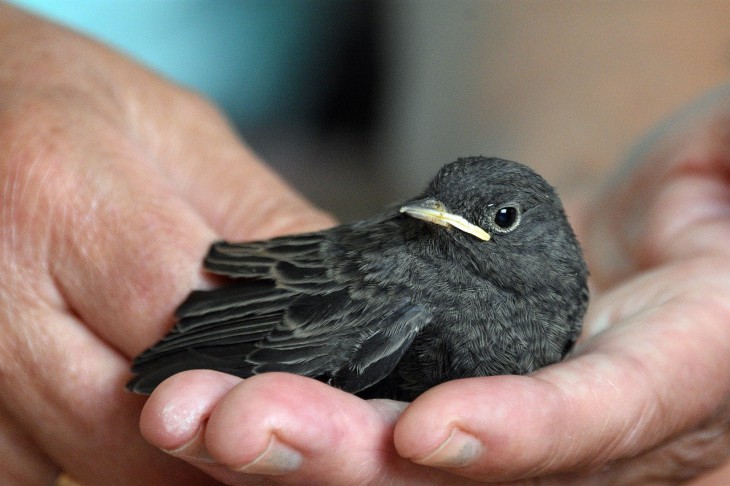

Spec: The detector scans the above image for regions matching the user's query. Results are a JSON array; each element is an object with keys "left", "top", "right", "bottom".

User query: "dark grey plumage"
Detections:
[{"left": 127, "top": 157, "right": 589, "bottom": 401}]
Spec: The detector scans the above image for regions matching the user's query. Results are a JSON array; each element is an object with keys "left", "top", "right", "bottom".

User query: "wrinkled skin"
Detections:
[{"left": 2, "top": 4, "right": 730, "bottom": 484}]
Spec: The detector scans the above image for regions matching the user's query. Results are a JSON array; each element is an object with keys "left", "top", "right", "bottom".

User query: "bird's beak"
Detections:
[{"left": 399, "top": 198, "right": 491, "bottom": 241}]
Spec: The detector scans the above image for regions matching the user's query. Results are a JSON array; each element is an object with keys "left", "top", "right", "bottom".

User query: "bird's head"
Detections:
[{"left": 400, "top": 157, "right": 587, "bottom": 293}]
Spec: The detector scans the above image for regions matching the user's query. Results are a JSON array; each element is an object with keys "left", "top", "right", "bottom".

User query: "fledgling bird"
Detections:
[{"left": 127, "top": 157, "right": 589, "bottom": 401}]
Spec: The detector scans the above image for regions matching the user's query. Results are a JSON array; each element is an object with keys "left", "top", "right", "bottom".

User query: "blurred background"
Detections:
[{"left": 10, "top": 0, "right": 730, "bottom": 222}]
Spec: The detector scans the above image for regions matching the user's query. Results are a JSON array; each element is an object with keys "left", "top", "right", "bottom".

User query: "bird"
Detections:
[{"left": 127, "top": 157, "right": 589, "bottom": 401}]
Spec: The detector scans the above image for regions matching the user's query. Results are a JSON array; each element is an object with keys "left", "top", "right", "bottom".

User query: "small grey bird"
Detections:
[{"left": 128, "top": 157, "right": 589, "bottom": 401}]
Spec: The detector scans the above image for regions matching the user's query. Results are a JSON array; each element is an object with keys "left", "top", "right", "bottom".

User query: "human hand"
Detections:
[
  {"left": 0, "top": 5, "right": 332, "bottom": 485},
  {"left": 140, "top": 85, "right": 730, "bottom": 485}
]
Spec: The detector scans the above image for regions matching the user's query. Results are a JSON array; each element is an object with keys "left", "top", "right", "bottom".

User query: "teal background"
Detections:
[{"left": 11, "top": 0, "right": 348, "bottom": 129}]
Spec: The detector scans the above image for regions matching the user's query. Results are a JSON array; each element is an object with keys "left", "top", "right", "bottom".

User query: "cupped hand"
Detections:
[
  {"left": 141, "top": 260, "right": 730, "bottom": 485},
  {"left": 0, "top": 5, "right": 331, "bottom": 485},
  {"left": 141, "top": 85, "right": 730, "bottom": 484}
]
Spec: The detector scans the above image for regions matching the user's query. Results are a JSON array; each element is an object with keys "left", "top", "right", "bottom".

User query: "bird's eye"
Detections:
[{"left": 493, "top": 205, "right": 520, "bottom": 231}]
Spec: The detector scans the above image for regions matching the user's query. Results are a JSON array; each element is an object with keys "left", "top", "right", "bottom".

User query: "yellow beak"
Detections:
[{"left": 399, "top": 198, "right": 491, "bottom": 241}]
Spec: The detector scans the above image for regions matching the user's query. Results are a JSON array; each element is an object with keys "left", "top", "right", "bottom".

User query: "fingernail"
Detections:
[
  {"left": 234, "top": 436, "right": 303, "bottom": 476},
  {"left": 414, "top": 428, "right": 483, "bottom": 468},
  {"left": 163, "top": 426, "right": 215, "bottom": 464}
]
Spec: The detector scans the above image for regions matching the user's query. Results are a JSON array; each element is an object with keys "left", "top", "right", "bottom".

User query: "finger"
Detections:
[
  {"left": 50, "top": 154, "right": 217, "bottom": 356},
  {"left": 140, "top": 370, "right": 242, "bottom": 457},
  {"left": 167, "top": 129, "right": 336, "bottom": 241},
  {"left": 583, "top": 87, "right": 730, "bottom": 288},
  {"left": 143, "top": 371, "right": 480, "bottom": 485},
  {"left": 128, "top": 83, "right": 335, "bottom": 240},
  {"left": 394, "top": 258, "right": 730, "bottom": 481},
  {"left": 140, "top": 371, "right": 270, "bottom": 486},
  {"left": 204, "top": 373, "right": 483, "bottom": 485},
  {"left": 587, "top": 135, "right": 730, "bottom": 289}
]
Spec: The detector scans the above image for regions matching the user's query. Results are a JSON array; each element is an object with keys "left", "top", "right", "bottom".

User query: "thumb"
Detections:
[{"left": 128, "top": 81, "right": 336, "bottom": 240}]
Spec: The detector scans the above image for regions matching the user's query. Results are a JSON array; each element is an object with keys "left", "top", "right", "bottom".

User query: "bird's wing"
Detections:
[
  {"left": 130, "top": 225, "right": 432, "bottom": 395},
  {"left": 204, "top": 234, "right": 335, "bottom": 287},
  {"left": 133, "top": 280, "right": 290, "bottom": 362},
  {"left": 206, "top": 225, "right": 431, "bottom": 392},
  {"left": 249, "top": 290, "right": 430, "bottom": 394},
  {"left": 207, "top": 229, "right": 433, "bottom": 394}
]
